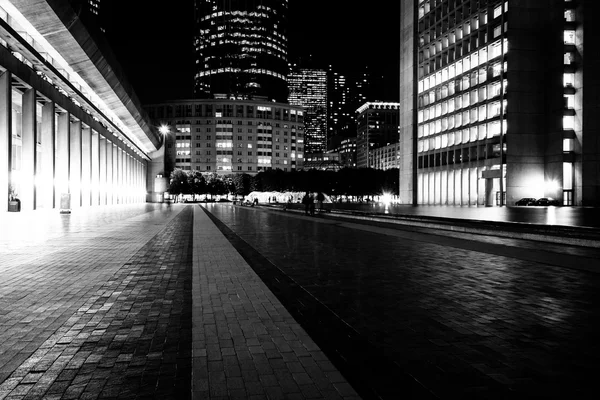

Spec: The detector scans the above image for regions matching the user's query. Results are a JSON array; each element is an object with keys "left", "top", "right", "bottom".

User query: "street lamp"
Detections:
[{"left": 159, "top": 124, "right": 170, "bottom": 136}]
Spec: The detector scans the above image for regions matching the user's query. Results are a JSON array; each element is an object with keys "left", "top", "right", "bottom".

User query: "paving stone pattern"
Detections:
[
  {"left": 192, "top": 206, "right": 361, "bottom": 400},
  {"left": 205, "top": 203, "right": 600, "bottom": 400},
  {"left": 0, "top": 205, "right": 192, "bottom": 399}
]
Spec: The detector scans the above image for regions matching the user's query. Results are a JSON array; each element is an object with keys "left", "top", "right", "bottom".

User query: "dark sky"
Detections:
[{"left": 106, "top": 1, "right": 399, "bottom": 104}]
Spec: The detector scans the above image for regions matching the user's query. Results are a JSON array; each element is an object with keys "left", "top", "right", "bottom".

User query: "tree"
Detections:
[
  {"left": 231, "top": 173, "right": 252, "bottom": 196},
  {"left": 187, "top": 171, "right": 206, "bottom": 196},
  {"left": 169, "top": 169, "right": 191, "bottom": 196}
]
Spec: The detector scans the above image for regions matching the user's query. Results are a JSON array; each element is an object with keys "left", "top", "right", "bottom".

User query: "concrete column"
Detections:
[
  {"left": 40, "top": 102, "right": 55, "bottom": 209},
  {"left": 21, "top": 89, "right": 37, "bottom": 211},
  {"left": 106, "top": 141, "right": 113, "bottom": 205},
  {"left": 69, "top": 120, "right": 81, "bottom": 208},
  {"left": 99, "top": 136, "right": 107, "bottom": 205},
  {"left": 120, "top": 147, "right": 125, "bottom": 204},
  {"left": 0, "top": 71, "right": 11, "bottom": 212},
  {"left": 81, "top": 126, "right": 92, "bottom": 206},
  {"left": 91, "top": 130, "right": 99, "bottom": 205},
  {"left": 55, "top": 113, "right": 70, "bottom": 208},
  {"left": 125, "top": 152, "right": 130, "bottom": 203},
  {"left": 112, "top": 143, "right": 119, "bottom": 204}
]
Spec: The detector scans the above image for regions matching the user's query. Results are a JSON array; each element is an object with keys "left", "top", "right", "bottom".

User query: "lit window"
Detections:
[
  {"left": 564, "top": 10, "right": 576, "bottom": 22},
  {"left": 563, "top": 115, "right": 575, "bottom": 130},
  {"left": 455, "top": 113, "right": 462, "bottom": 127},
  {"left": 470, "top": 126, "right": 478, "bottom": 142},
  {"left": 479, "top": 105, "right": 487, "bottom": 122},
  {"left": 564, "top": 52, "right": 576, "bottom": 65},
  {"left": 564, "top": 95, "right": 575, "bottom": 109},
  {"left": 563, "top": 138, "right": 574, "bottom": 152},
  {"left": 564, "top": 30, "right": 576, "bottom": 45},
  {"left": 493, "top": 5, "right": 502, "bottom": 19},
  {"left": 563, "top": 73, "right": 575, "bottom": 87},
  {"left": 478, "top": 124, "right": 487, "bottom": 140},
  {"left": 470, "top": 108, "right": 478, "bottom": 123},
  {"left": 448, "top": 99, "right": 455, "bottom": 113}
]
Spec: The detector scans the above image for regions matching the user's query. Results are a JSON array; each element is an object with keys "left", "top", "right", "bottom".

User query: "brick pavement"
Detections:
[
  {"left": 1, "top": 204, "right": 361, "bottom": 399},
  {"left": 0, "top": 205, "right": 192, "bottom": 399},
  {"left": 205, "top": 203, "right": 600, "bottom": 400},
  {"left": 192, "top": 206, "right": 360, "bottom": 400}
]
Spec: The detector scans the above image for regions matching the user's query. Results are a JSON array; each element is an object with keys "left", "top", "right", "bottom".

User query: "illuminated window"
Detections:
[
  {"left": 494, "top": 25, "right": 502, "bottom": 38},
  {"left": 563, "top": 73, "right": 575, "bottom": 87},
  {"left": 493, "top": 5, "right": 502, "bottom": 19},
  {"left": 463, "top": 110, "right": 470, "bottom": 125},
  {"left": 488, "top": 121, "right": 500, "bottom": 138},
  {"left": 564, "top": 30, "right": 576, "bottom": 45},
  {"left": 564, "top": 95, "right": 575, "bottom": 109},
  {"left": 470, "top": 108, "right": 478, "bottom": 123},
  {"left": 470, "top": 126, "right": 478, "bottom": 142},
  {"left": 478, "top": 124, "right": 487, "bottom": 140},
  {"left": 564, "top": 52, "right": 576, "bottom": 65},
  {"left": 563, "top": 115, "right": 575, "bottom": 130},
  {"left": 448, "top": 115, "right": 455, "bottom": 130},
  {"left": 564, "top": 10, "right": 576, "bottom": 22},
  {"left": 563, "top": 138, "right": 574, "bottom": 152},
  {"left": 448, "top": 99, "right": 455, "bottom": 113},
  {"left": 478, "top": 86, "right": 487, "bottom": 101},
  {"left": 488, "top": 102, "right": 501, "bottom": 118},
  {"left": 479, "top": 105, "right": 487, "bottom": 121},
  {"left": 455, "top": 112, "right": 462, "bottom": 127},
  {"left": 456, "top": 60, "right": 463, "bottom": 75}
]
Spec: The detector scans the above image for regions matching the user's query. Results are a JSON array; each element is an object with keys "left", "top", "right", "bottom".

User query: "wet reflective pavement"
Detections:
[
  {"left": 204, "top": 203, "right": 600, "bottom": 400},
  {"left": 284, "top": 202, "right": 600, "bottom": 228}
]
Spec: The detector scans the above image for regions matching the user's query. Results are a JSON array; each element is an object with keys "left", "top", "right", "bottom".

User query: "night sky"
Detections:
[{"left": 105, "top": 1, "right": 400, "bottom": 105}]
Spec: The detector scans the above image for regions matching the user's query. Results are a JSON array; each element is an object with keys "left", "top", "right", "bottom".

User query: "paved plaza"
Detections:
[{"left": 1, "top": 203, "right": 599, "bottom": 399}]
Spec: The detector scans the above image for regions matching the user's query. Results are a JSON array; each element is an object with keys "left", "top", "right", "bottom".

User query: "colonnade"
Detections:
[{"left": 0, "top": 70, "right": 147, "bottom": 213}]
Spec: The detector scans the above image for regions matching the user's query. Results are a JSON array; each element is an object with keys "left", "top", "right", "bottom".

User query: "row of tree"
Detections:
[{"left": 168, "top": 168, "right": 400, "bottom": 197}]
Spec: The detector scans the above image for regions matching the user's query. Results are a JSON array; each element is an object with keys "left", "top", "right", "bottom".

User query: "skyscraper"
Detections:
[
  {"left": 400, "top": 0, "right": 600, "bottom": 207},
  {"left": 69, "top": 0, "right": 106, "bottom": 33},
  {"left": 356, "top": 102, "right": 400, "bottom": 168},
  {"left": 193, "top": 0, "right": 289, "bottom": 102},
  {"left": 288, "top": 67, "right": 327, "bottom": 154}
]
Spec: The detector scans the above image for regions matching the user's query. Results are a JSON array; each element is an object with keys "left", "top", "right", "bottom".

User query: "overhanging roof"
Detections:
[{"left": 6, "top": 0, "right": 161, "bottom": 155}]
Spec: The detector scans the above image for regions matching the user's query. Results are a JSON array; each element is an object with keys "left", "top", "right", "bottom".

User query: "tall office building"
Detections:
[
  {"left": 356, "top": 102, "right": 400, "bottom": 168},
  {"left": 193, "top": 0, "right": 289, "bottom": 102},
  {"left": 400, "top": 0, "right": 600, "bottom": 207},
  {"left": 69, "top": 0, "right": 106, "bottom": 33},
  {"left": 327, "top": 65, "right": 379, "bottom": 151},
  {"left": 288, "top": 67, "right": 327, "bottom": 153}
]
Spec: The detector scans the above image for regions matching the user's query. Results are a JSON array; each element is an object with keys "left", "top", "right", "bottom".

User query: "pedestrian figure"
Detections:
[
  {"left": 253, "top": 198, "right": 258, "bottom": 207},
  {"left": 302, "top": 191, "right": 310, "bottom": 215},
  {"left": 316, "top": 191, "right": 325, "bottom": 213},
  {"left": 309, "top": 192, "right": 315, "bottom": 216}
]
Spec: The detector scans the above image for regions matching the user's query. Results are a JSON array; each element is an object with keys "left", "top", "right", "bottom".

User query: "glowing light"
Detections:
[
  {"left": 159, "top": 125, "right": 170, "bottom": 135},
  {"left": 381, "top": 192, "right": 393, "bottom": 206},
  {"left": 545, "top": 179, "right": 560, "bottom": 193}
]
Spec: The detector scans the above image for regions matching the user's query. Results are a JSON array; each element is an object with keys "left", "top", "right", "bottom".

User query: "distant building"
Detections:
[
  {"left": 193, "top": 0, "right": 289, "bottom": 102},
  {"left": 302, "top": 153, "right": 342, "bottom": 171},
  {"left": 288, "top": 67, "right": 328, "bottom": 154},
  {"left": 145, "top": 99, "right": 304, "bottom": 175},
  {"left": 326, "top": 66, "right": 375, "bottom": 149},
  {"left": 69, "top": 0, "right": 106, "bottom": 33},
  {"left": 371, "top": 143, "right": 401, "bottom": 171},
  {"left": 356, "top": 102, "right": 400, "bottom": 168},
  {"left": 329, "top": 137, "right": 357, "bottom": 168},
  {"left": 400, "top": 0, "right": 600, "bottom": 207}
]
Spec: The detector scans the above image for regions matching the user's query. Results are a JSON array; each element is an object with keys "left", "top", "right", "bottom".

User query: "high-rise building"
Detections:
[
  {"left": 69, "top": 0, "right": 106, "bottom": 33},
  {"left": 193, "top": 0, "right": 289, "bottom": 102},
  {"left": 144, "top": 99, "right": 304, "bottom": 175},
  {"left": 327, "top": 65, "right": 382, "bottom": 150},
  {"left": 288, "top": 67, "right": 328, "bottom": 153},
  {"left": 400, "top": 0, "right": 600, "bottom": 207},
  {"left": 356, "top": 102, "right": 400, "bottom": 168}
]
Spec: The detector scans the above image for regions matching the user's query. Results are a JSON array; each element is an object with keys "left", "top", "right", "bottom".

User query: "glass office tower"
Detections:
[
  {"left": 400, "top": 0, "right": 600, "bottom": 207},
  {"left": 194, "top": 0, "right": 289, "bottom": 102},
  {"left": 288, "top": 68, "right": 327, "bottom": 154}
]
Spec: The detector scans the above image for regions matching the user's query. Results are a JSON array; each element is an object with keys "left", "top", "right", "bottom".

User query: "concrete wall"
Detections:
[{"left": 399, "top": 0, "right": 417, "bottom": 205}]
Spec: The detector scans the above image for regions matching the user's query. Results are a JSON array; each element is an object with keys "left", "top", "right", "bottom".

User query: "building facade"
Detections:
[
  {"left": 329, "top": 137, "right": 357, "bottom": 168},
  {"left": 400, "top": 0, "right": 600, "bottom": 207},
  {"left": 371, "top": 143, "right": 401, "bottom": 171},
  {"left": 287, "top": 67, "right": 327, "bottom": 154},
  {"left": 193, "top": 0, "right": 289, "bottom": 102},
  {"left": 1, "top": 0, "right": 159, "bottom": 213},
  {"left": 356, "top": 102, "right": 400, "bottom": 168},
  {"left": 145, "top": 99, "right": 304, "bottom": 175}
]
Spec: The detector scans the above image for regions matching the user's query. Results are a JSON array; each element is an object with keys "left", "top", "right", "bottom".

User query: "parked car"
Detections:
[
  {"left": 535, "top": 197, "right": 561, "bottom": 206},
  {"left": 515, "top": 197, "right": 537, "bottom": 206}
]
